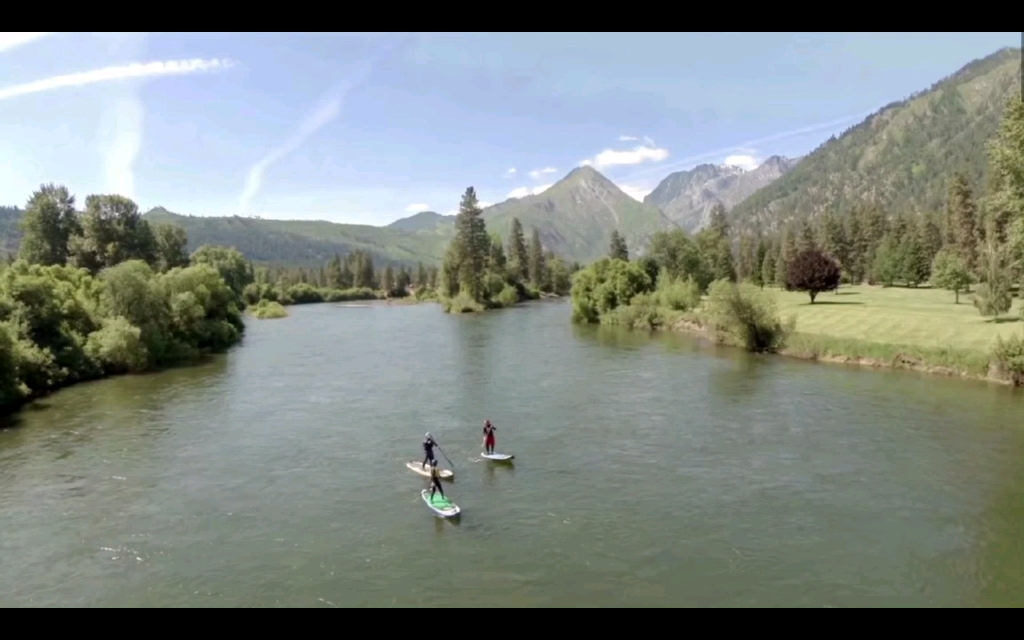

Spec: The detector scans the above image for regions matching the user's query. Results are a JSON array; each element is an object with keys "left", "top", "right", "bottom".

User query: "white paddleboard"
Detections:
[
  {"left": 406, "top": 462, "right": 454, "bottom": 479},
  {"left": 481, "top": 453, "right": 514, "bottom": 461},
  {"left": 421, "top": 489, "right": 460, "bottom": 517}
]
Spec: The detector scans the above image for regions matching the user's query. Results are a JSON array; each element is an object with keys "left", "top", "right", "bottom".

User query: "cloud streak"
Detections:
[
  {"left": 0, "top": 57, "right": 235, "bottom": 102},
  {"left": 528, "top": 167, "right": 557, "bottom": 179},
  {"left": 0, "top": 32, "right": 53, "bottom": 53},
  {"left": 624, "top": 110, "right": 875, "bottom": 180},
  {"left": 239, "top": 60, "right": 376, "bottom": 214},
  {"left": 584, "top": 145, "right": 670, "bottom": 169},
  {"left": 405, "top": 203, "right": 429, "bottom": 213},
  {"left": 98, "top": 95, "right": 144, "bottom": 199}
]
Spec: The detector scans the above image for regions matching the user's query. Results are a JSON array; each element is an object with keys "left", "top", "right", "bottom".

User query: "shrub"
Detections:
[
  {"left": 992, "top": 332, "right": 1024, "bottom": 386},
  {"left": 703, "top": 279, "right": 793, "bottom": 352}
]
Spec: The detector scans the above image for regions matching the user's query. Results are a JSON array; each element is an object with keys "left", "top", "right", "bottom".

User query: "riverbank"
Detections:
[{"left": 609, "top": 284, "right": 1024, "bottom": 387}]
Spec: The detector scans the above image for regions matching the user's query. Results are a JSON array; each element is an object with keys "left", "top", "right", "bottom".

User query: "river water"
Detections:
[{"left": 1, "top": 299, "right": 1022, "bottom": 607}]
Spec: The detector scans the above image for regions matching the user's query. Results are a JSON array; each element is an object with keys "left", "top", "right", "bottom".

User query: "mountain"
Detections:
[
  {"left": 728, "top": 47, "right": 1023, "bottom": 232},
  {"left": 387, "top": 210, "right": 455, "bottom": 231},
  {"left": 645, "top": 156, "right": 798, "bottom": 232},
  {"left": 479, "top": 166, "right": 678, "bottom": 263},
  {"left": 142, "top": 207, "right": 451, "bottom": 268}
]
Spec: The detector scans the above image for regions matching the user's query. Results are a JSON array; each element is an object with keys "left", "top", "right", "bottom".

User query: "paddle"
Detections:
[{"left": 435, "top": 443, "right": 455, "bottom": 470}]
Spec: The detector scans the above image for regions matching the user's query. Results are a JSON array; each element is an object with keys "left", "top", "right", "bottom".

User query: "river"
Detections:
[{"left": 1, "top": 299, "right": 1022, "bottom": 606}]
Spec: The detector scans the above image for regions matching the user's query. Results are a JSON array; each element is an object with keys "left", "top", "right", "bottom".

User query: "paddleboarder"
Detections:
[
  {"left": 483, "top": 420, "right": 496, "bottom": 455},
  {"left": 429, "top": 459, "right": 446, "bottom": 501},
  {"left": 422, "top": 432, "right": 438, "bottom": 469}
]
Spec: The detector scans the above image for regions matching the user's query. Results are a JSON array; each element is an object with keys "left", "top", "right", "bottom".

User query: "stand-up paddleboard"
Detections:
[
  {"left": 421, "top": 489, "right": 460, "bottom": 517},
  {"left": 406, "top": 462, "right": 454, "bottom": 479},
  {"left": 481, "top": 452, "right": 514, "bottom": 461}
]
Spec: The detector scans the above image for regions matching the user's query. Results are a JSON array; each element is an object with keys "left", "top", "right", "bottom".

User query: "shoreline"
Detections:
[{"left": 660, "top": 316, "right": 1017, "bottom": 387}]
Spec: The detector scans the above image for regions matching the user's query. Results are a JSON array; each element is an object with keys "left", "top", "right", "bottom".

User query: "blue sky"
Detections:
[{"left": 1, "top": 32, "right": 1020, "bottom": 226}]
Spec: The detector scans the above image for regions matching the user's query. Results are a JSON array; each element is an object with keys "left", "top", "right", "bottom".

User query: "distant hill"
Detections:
[
  {"left": 142, "top": 207, "right": 451, "bottom": 268},
  {"left": 0, "top": 206, "right": 23, "bottom": 258},
  {"left": 728, "top": 46, "right": 1023, "bottom": 231},
  {"left": 386, "top": 210, "right": 455, "bottom": 231},
  {"left": 645, "top": 156, "right": 798, "bottom": 232},
  {"left": 479, "top": 166, "right": 678, "bottom": 263}
]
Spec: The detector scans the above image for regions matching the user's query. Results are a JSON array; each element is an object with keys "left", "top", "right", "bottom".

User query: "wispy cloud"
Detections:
[
  {"left": 619, "top": 135, "right": 638, "bottom": 141},
  {"left": 723, "top": 154, "right": 759, "bottom": 171},
  {"left": 508, "top": 184, "right": 553, "bottom": 199},
  {"left": 0, "top": 58, "right": 234, "bottom": 102},
  {"left": 624, "top": 110, "right": 874, "bottom": 180},
  {"left": 528, "top": 167, "right": 557, "bottom": 180},
  {"left": 405, "top": 203, "right": 429, "bottom": 213},
  {"left": 97, "top": 96, "right": 144, "bottom": 199},
  {"left": 504, "top": 167, "right": 517, "bottom": 177},
  {"left": 0, "top": 32, "right": 53, "bottom": 53},
  {"left": 583, "top": 145, "right": 670, "bottom": 170}
]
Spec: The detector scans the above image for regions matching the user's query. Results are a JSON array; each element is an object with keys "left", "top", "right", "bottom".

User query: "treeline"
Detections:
[
  {"left": 1, "top": 185, "right": 251, "bottom": 415},
  {"left": 439, "top": 187, "right": 578, "bottom": 312}
]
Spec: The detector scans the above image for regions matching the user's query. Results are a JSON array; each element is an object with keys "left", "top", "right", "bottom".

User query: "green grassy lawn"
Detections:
[{"left": 772, "top": 284, "right": 1024, "bottom": 353}]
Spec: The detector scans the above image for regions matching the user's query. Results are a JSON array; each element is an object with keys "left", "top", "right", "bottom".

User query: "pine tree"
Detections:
[
  {"left": 448, "top": 186, "right": 489, "bottom": 301},
  {"left": 708, "top": 203, "right": 729, "bottom": 237},
  {"left": 761, "top": 240, "right": 777, "bottom": 287},
  {"left": 528, "top": 227, "right": 546, "bottom": 286},
  {"left": 327, "top": 254, "right": 343, "bottom": 288},
  {"left": 753, "top": 236, "right": 767, "bottom": 287},
  {"left": 983, "top": 96, "right": 1024, "bottom": 241},
  {"left": 796, "top": 218, "right": 816, "bottom": 253},
  {"left": 382, "top": 263, "right": 394, "bottom": 295},
  {"left": 775, "top": 225, "right": 793, "bottom": 287},
  {"left": 845, "top": 212, "right": 866, "bottom": 283},
  {"left": 609, "top": 230, "right": 629, "bottom": 261},
  {"left": 821, "top": 212, "right": 849, "bottom": 282},
  {"left": 506, "top": 217, "right": 529, "bottom": 281},
  {"left": 946, "top": 173, "right": 980, "bottom": 271}
]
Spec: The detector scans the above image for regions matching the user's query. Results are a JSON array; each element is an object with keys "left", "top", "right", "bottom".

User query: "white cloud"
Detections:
[
  {"left": 723, "top": 154, "right": 759, "bottom": 171},
  {"left": 528, "top": 167, "right": 557, "bottom": 180},
  {"left": 588, "top": 145, "right": 669, "bottom": 169},
  {"left": 579, "top": 159, "right": 593, "bottom": 166},
  {"left": 405, "top": 203, "right": 429, "bottom": 213},
  {"left": 97, "top": 95, "right": 144, "bottom": 199},
  {"left": 0, "top": 58, "right": 234, "bottom": 102},
  {"left": 0, "top": 32, "right": 53, "bottom": 53},
  {"left": 504, "top": 167, "right": 516, "bottom": 177},
  {"left": 508, "top": 184, "right": 553, "bottom": 199},
  {"left": 619, "top": 135, "right": 638, "bottom": 141},
  {"left": 617, "top": 184, "right": 652, "bottom": 202}
]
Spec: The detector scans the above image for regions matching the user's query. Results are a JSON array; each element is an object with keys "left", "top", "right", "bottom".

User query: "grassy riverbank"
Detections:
[{"left": 659, "top": 284, "right": 1024, "bottom": 385}]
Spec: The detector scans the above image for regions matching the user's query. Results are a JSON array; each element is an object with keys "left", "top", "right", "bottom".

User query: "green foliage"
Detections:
[
  {"left": 189, "top": 245, "right": 254, "bottom": 299},
  {"left": 569, "top": 258, "right": 654, "bottom": 323},
  {"left": 153, "top": 223, "right": 190, "bottom": 272},
  {"left": 983, "top": 96, "right": 1024, "bottom": 237},
  {"left": 18, "top": 184, "right": 80, "bottom": 266},
  {"left": 68, "top": 195, "right": 157, "bottom": 273},
  {"left": 249, "top": 299, "right": 289, "bottom": 319},
  {"left": 930, "top": 248, "right": 973, "bottom": 303},
  {"left": 703, "top": 279, "right": 793, "bottom": 352},
  {"left": 654, "top": 274, "right": 702, "bottom": 311},
  {"left": 972, "top": 240, "right": 1017, "bottom": 316},
  {"left": 991, "top": 331, "right": 1024, "bottom": 385},
  {"left": 646, "top": 228, "right": 711, "bottom": 291}
]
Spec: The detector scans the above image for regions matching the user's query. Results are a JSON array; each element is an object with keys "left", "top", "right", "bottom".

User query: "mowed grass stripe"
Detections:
[{"left": 771, "top": 285, "right": 1024, "bottom": 352}]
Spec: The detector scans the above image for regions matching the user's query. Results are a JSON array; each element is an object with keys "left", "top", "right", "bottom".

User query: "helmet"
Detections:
[{"left": 425, "top": 432, "right": 431, "bottom": 438}]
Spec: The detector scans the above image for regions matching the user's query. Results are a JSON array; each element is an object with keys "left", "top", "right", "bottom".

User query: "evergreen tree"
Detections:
[
  {"left": 761, "top": 241, "right": 777, "bottom": 287},
  {"left": 708, "top": 203, "right": 729, "bottom": 237},
  {"left": 18, "top": 183, "right": 80, "bottom": 266},
  {"left": 445, "top": 186, "right": 489, "bottom": 301},
  {"left": 506, "top": 217, "right": 529, "bottom": 281},
  {"left": 983, "top": 96, "right": 1024, "bottom": 240},
  {"left": 920, "top": 214, "right": 943, "bottom": 264},
  {"left": 844, "top": 211, "right": 866, "bottom": 283},
  {"left": 775, "top": 225, "right": 793, "bottom": 287},
  {"left": 416, "top": 261, "right": 427, "bottom": 287},
  {"left": 900, "top": 229, "right": 931, "bottom": 286},
  {"left": 528, "top": 227, "right": 546, "bottom": 286},
  {"left": 796, "top": 218, "right": 816, "bottom": 253},
  {"left": 327, "top": 254, "right": 343, "bottom": 288},
  {"left": 820, "top": 212, "right": 849, "bottom": 283},
  {"left": 382, "top": 263, "right": 394, "bottom": 295},
  {"left": 753, "top": 236, "right": 767, "bottom": 287},
  {"left": 609, "top": 230, "right": 629, "bottom": 261},
  {"left": 489, "top": 233, "right": 507, "bottom": 272},
  {"left": 947, "top": 173, "right": 980, "bottom": 271}
]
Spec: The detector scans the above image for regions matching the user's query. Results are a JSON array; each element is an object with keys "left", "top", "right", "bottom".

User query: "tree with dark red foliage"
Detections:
[{"left": 785, "top": 248, "right": 841, "bottom": 303}]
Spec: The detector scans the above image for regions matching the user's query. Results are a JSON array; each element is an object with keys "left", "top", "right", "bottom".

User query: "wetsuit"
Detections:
[
  {"left": 429, "top": 467, "right": 445, "bottom": 499},
  {"left": 483, "top": 423, "right": 496, "bottom": 454},
  {"left": 422, "top": 437, "right": 437, "bottom": 468}
]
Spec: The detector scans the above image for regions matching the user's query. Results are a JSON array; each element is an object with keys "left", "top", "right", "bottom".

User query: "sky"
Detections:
[{"left": 1, "top": 32, "right": 1020, "bottom": 226}]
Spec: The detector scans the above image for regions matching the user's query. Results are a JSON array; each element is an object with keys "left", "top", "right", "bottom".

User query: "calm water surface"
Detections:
[{"left": 1, "top": 299, "right": 1022, "bottom": 607}]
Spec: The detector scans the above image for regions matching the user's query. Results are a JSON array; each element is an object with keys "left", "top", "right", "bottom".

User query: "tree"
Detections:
[
  {"left": 983, "top": 96, "right": 1024, "bottom": 240},
  {"left": 189, "top": 245, "right": 254, "bottom": 298},
  {"left": 844, "top": 212, "right": 866, "bottom": 283},
  {"left": 775, "top": 225, "right": 794, "bottom": 287},
  {"left": 947, "top": 173, "right": 980, "bottom": 271},
  {"left": 609, "top": 230, "right": 629, "bottom": 261},
  {"left": 919, "top": 214, "right": 943, "bottom": 264},
  {"left": 972, "top": 239, "right": 1017, "bottom": 317},
  {"left": 647, "top": 229, "right": 709, "bottom": 290},
  {"left": 19, "top": 183, "right": 80, "bottom": 266},
  {"left": 737, "top": 234, "right": 756, "bottom": 282},
  {"left": 327, "top": 254, "right": 343, "bottom": 288},
  {"left": 785, "top": 248, "right": 841, "bottom": 303},
  {"left": 489, "top": 233, "right": 507, "bottom": 272},
  {"left": 448, "top": 187, "right": 490, "bottom": 301},
  {"left": 68, "top": 195, "right": 157, "bottom": 273},
  {"left": 820, "top": 212, "right": 848, "bottom": 279},
  {"left": 899, "top": 230, "right": 931, "bottom": 287},
  {"left": 752, "top": 237, "right": 767, "bottom": 288},
  {"left": 796, "top": 218, "right": 816, "bottom": 253},
  {"left": 871, "top": 235, "right": 901, "bottom": 286},
  {"left": 708, "top": 203, "right": 729, "bottom": 237},
  {"left": 153, "top": 223, "right": 189, "bottom": 272},
  {"left": 760, "top": 243, "right": 777, "bottom": 287},
  {"left": 528, "top": 227, "right": 546, "bottom": 286},
  {"left": 381, "top": 263, "right": 394, "bottom": 296},
  {"left": 416, "top": 261, "right": 428, "bottom": 287},
  {"left": 930, "top": 249, "right": 972, "bottom": 303},
  {"left": 506, "top": 217, "right": 529, "bottom": 281}
]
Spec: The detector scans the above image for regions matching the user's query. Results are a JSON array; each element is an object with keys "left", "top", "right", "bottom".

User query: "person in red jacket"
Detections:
[{"left": 482, "top": 420, "right": 496, "bottom": 454}]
